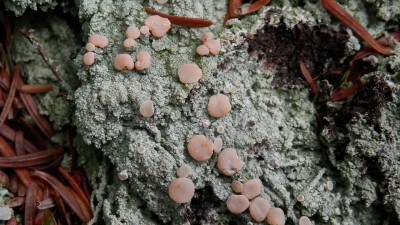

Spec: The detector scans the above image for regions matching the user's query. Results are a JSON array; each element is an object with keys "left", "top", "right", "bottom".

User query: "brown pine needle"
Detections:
[
  {"left": 32, "top": 171, "right": 92, "bottom": 223},
  {"left": 0, "top": 147, "right": 63, "bottom": 168},
  {"left": 25, "top": 183, "right": 39, "bottom": 225},
  {"left": 299, "top": 62, "right": 317, "bottom": 94},
  {"left": 0, "top": 136, "right": 34, "bottom": 187},
  {"left": 0, "top": 65, "right": 19, "bottom": 130}
]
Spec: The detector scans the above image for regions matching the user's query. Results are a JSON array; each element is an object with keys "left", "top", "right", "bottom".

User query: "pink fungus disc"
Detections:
[
  {"left": 85, "top": 43, "right": 95, "bottom": 52},
  {"left": 83, "top": 52, "right": 95, "bottom": 66},
  {"left": 204, "top": 39, "right": 221, "bottom": 55},
  {"left": 140, "top": 26, "right": 150, "bottom": 35},
  {"left": 123, "top": 38, "right": 137, "bottom": 49},
  {"left": 226, "top": 195, "right": 249, "bottom": 214},
  {"left": 135, "top": 51, "right": 151, "bottom": 70},
  {"left": 201, "top": 31, "right": 214, "bottom": 43},
  {"left": 139, "top": 100, "right": 155, "bottom": 118},
  {"left": 196, "top": 45, "right": 210, "bottom": 56},
  {"left": 217, "top": 148, "right": 244, "bottom": 176},
  {"left": 299, "top": 216, "right": 312, "bottom": 225},
  {"left": 156, "top": 0, "right": 168, "bottom": 4},
  {"left": 178, "top": 63, "right": 202, "bottom": 84},
  {"left": 207, "top": 94, "right": 231, "bottom": 118},
  {"left": 113, "top": 54, "right": 134, "bottom": 70},
  {"left": 144, "top": 15, "right": 171, "bottom": 38},
  {"left": 266, "top": 207, "right": 286, "bottom": 225},
  {"left": 168, "top": 177, "right": 195, "bottom": 204},
  {"left": 176, "top": 164, "right": 192, "bottom": 178},
  {"left": 242, "top": 179, "right": 262, "bottom": 200},
  {"left": 126, "top": 26, "right": 141, "bottom": 39},
  {"left": 187, "top": 135, "right": 213, "bottom": 161},
  {"left": 231, "top": 180, "right": 243, "bottom": 193},
  {"left": 213, "top": 137, "right": 223, "bottom": 153},
  {"left": 249, "top": 197, "right": 271, "bottom": 222},
  {"left": 88, "top": 34, "right": 109, "bottom": 48}
]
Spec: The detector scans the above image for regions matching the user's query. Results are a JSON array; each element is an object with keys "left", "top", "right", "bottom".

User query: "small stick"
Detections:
[
  {"left": 19, "top": 29, "right": 65, "bottom": 84},
  {"left": 144, "top": 6, "right": 213, "bottom": 28},
  {"left": 321, "top": 0, "right": 393, "bottom": 56},
  {"left": 18, "top": 84, "right": 53, "bottom": 94}
]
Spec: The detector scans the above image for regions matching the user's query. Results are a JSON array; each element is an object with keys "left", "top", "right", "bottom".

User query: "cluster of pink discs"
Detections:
[
  {"left": 83, "top": 34, "right": 109, "bottom": 66},
  {"left": 228, "top": 179, "right": 286, "bottom": 225},
  {"left": 83, "top": 15, "right": 172, "bottom": 71}
]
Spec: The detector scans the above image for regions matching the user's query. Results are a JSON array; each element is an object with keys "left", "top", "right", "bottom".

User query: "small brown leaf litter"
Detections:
[
  {"left": 0, "top": 11, "right": 93, "bottom": 225},
  {"left": 248, "top": 9, "right": 349, "bottom": 88}
]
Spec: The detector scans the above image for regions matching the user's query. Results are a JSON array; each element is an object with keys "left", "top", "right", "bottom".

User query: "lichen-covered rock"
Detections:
[
  {"left": 7, "top": 0, "right": 400, "bottom": 224},
  {"left": 72, "top": 0, "right": 400, "bottom": 224}
]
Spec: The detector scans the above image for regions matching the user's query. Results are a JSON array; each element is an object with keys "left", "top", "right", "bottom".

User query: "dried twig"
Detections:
[{"left": 19, "top": 28, "right": 65, "bottom": 84}]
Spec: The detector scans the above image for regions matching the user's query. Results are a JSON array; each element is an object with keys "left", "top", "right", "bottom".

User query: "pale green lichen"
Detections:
[
  {"left": 4, "top": 0, "right": 58, "bottom": 16},
  {"left": 73, "top": 0, "right": 400, "bottom": 224}
]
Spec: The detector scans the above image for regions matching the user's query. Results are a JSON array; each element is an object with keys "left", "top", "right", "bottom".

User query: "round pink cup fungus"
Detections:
[
  {"left": 207, "top": 94, "right": 231, "bottom": 118},
  {"left": 178, "top": 63, "right": 202, "bottom": 84},
  {"left": 201, "top": 31, "right": 214, "bottom": 43},
  {"left": 135, "top": 51, "right": 151, "bottom": 70},
  {"left": 144, "top": 15, "right": 171, "bottom": 38},
  {"left": 226, "top": 195, "right": 249, "bottom": 214},
  {"left": 187, "top": 135, "right": 213, "bottom": 161},
  {"left": 140, "top": 26, "right": 150, "bottom": 35},
  {"left": 196, "top": 45, "right": 210, "bottom": 56},
  {"left": 249, "top": 197, "right": 270, "bottom": 222},
  {"left": 242, "top": 179, "right": 262, "bottom": 200},
  {"left": 113, "top": 54, "right": 134, "bottom": 70},
  {"left": 88, "top": 34, "right": 109, "bottom": 48},
  {"left": 123, "top": 38, "right": 137, "bottom": 49},
  {"left": 204, "top": 39, "right": 221, "bottom": 55},
  {"left": 83, "top": 52, "right": 95, "bottom": 66},
  {"left": 85, "top": 43, "right": 95, "bottom": 52},
  {"left": 139, "top": 100, "right": 154, "bottom": 118},
  {"left": 217, "top": 148, "right": 244, "bottom": 176},
  {"left": 168, "top": 177, "right": 195, "bottom": 204},
  {"left": 126, "top": 25, "right": 141, "bottom": 39},
  {"left": 266, "top": 207, "right": 286, "bottom": 225},
  {"left": 231, "top": 180, "right": 243, "bottom": 193}
]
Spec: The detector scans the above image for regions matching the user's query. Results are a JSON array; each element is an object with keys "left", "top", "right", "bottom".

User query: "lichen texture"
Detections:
[{"left": 3, "top": 0, "right": 400, "bottom": 224}]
